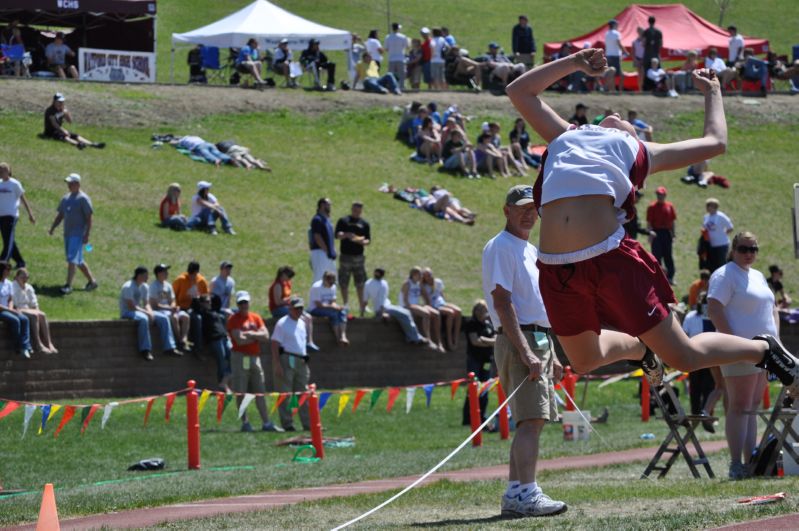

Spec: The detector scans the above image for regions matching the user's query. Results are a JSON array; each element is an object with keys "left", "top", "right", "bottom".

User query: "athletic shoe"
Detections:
[
  {"left": 141, "top": 350, "right": 154, "bottom": 361},
  {"left": 85, "top": 281, "right": 99, "bottom": 291},
  {"left": 209, "top": 227, "right": 218, "bottom": 235},
  {"left": 700, "top": 410, "right": 715, "bottom": 433},
  {"left": 77, "top": 142, "right": 87, "bottom": 150},
  {"left": 306, "top": 342, "right": 320, "bottom": 352},
  {"left": 241, "top": 422, "right": 254, "bottom": 432},
  {"left": 60, "top": 285, "right": 72, "bottom": 295},
  {"left": 755, "top": 334, "right": 799, "bottom": 394},
  {"left": 641, "top": 348, "right": 664, "bottom": 387},
  {"left": 262, "top": 422, "right": 284, "bottom": 432},
  {"left": 283, "top": 426, "right": 297, "bottom": 432},
  {"left": 503, "top": 491, "right": 567, "bottom": 518},
  {"left": 164, "top": 349, "right": 183, "bottom": 357},
  {"left": 93, "top": 142, "right": 106, "bottom": 149},
  {"left": 728, "top": 461, "right": 747, "bottom": 480},
  {"left": 19, "top": 349, "right": 31, "bottom": 359}
]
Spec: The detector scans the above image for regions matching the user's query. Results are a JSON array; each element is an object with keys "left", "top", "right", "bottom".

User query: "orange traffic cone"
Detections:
[{"left": 36, "top": 483, "right": 60, "bottom": 531}]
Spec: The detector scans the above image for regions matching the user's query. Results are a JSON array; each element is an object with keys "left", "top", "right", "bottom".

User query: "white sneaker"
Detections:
[
  {"left": 668, "top": 89, "right": 679, "bottom": 98},
  {"left": 502, "top": 491, "right": 567, "bottom": 518}
]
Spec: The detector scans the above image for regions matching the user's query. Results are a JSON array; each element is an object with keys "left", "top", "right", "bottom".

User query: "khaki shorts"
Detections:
[
  {"left": 494, "top": 331, "right": 557, "bottom": 422},
  {"left": 231, "top": 351, "right": 266, "bottom": 394},
  {"left": 338, "top": 253, "right": 366, "bottom": 288}
]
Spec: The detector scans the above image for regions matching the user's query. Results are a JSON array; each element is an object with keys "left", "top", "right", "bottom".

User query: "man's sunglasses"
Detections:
[{"left": 736, "top": 245, "right": 759, "bottom": 254}]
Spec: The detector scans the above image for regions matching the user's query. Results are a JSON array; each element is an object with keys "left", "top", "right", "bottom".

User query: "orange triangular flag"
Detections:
[
  {"left": 352, "top": 389, "right": 368, "bottom": 412},
  {"left": 0, "top": 401, "right": 20, "bottom": 420},
  {"left": 450, "top": 381, "right": 460, "bottom": 400},
  {"left": 54, "top": 406, "right": 76, "bottom": 438},
  {"left": 143, "top": 398, "right": 155, "bottom": 427},
  {"left": 36, "top": 483, "right": 59, "bottom": 531},
  {"left": 164, "top": 393, "right": 176, "bottom": 422},
  {"left": 386, "top": 387, "right": 401, "bottom": 413}
]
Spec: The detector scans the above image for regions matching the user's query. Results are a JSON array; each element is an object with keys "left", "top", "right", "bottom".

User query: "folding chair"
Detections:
[
  {"left": 641, "top": 382, "right": 716, "bottom": 479},
  {"left": 200, "top": 46, "right": 227, "bottom": 84},
  {"left": 747, "top": 387, "right": 799, "bottom": 476},
  {"left": 1, "top": 44, "right": 29, "bottom": 77}
]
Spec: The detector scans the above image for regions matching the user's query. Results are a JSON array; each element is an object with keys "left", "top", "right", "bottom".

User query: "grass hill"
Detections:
[{"left": 0, "top": 0, "right": 797, "bottom": 320}]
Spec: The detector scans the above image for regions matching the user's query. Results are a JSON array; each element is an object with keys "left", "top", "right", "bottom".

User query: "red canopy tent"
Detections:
[{"left": 544, "top": 4, "right": 768, "bottom": 61}]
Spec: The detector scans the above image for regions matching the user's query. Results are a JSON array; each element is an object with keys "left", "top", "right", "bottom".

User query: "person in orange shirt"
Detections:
[
  {"left": 227, "top": 290, "right": 280, "bottom": 432},
  {"left": 688, "top": 269, "right": 710, "bottom": 308},
  {"left": 159, "top": 183, "right": 188, "bottom": 231},
  {"left": 172, "top": 260, "right": 209, "bottom": 354}
]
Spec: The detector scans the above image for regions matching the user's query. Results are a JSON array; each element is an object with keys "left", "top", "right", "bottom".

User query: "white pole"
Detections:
[{"left": 153, "top": 13, "right": 158, "bottom": 82}]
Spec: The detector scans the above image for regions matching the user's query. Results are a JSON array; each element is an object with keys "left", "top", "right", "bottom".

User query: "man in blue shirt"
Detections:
[
  {"left": 309, "top": 198, "right": 336, "bottom": 283},
  {"left": 48, "top": 173, "right": 98, "bottom": 295},
  {"left": 511, "top": 15, "right": 536, "bottom": 68},
  {"left": 211, "top": 260, "right": 236, "bottom": 315},
  {"left": 236, "top": 38, "right": 266, "bottom": 85}
]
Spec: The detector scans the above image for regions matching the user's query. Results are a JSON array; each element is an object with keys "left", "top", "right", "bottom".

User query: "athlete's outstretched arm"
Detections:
[
  {"left": 506, "top": 49, "right": 607, "bottom": 143},
  {"left": 646, "top": 69, "right": 727, "bottom": 173}
]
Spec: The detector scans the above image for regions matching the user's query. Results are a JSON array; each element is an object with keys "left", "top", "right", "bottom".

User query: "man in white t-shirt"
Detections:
[
  {"left": 603, "top": 19, "right": 624, "bottom": 93},
  {"left": 384, "top": 23, "right": 409, "bottom": 90},
  {"left": 702, "top": 198, "right": 734, "bottom": 272},
  {"left": 481, "top": 184, "right": 566, "bottom": 518},
  {"left": 363, "top": 267, "right": 429, "bottom": 346},
  {"left": 309, "top": 270, "right": 349, "bottom": 345},
  {"left": 727, "top": 25, "right": 745, "bottom": 65},
  {"left": 365, "top": 30, "right": 384, "bottom": 66},
  {"left": 271, "top": 296, "right": 311, "bottom": 431},
  {"left": 0, "top": 162, "right": 35, "bottom": 269},
  {"left": 704, "top": 47, "right": 738, "bottom": 87},
  {"left": 273, "top": 39, "right": 296, "bottom": 87}
]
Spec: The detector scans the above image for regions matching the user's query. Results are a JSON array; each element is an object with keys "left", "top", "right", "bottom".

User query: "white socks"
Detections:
[
  {"left": 505, "top": 481, "right": 541, "bottom": 498},
  {"left": 504, "top": 480, "right": 520, "bottom": 497}
]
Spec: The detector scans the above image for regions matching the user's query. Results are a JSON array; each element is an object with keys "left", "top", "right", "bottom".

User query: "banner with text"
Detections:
[{"left": 79, "top": 47, "right": 155, "bottom": 83}]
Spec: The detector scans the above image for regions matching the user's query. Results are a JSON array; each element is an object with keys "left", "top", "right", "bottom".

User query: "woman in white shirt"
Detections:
[
  {"left": 646, "top": 58, "right": 678, "bottom": 97},
  {"left": 421, "top": 267, "right": 461, "bottom": 350},
  {"left": 702, "top": 197, "right": 734, "bottom": 272},
  {"left": 708, "top": 231, "right": 776, "bottom": 480},
  {"left": 12, "top": 268, "right": 57, "bottom": 354},
  {"left": 401, "top": 266, "right": 444, "bottom": 352}
]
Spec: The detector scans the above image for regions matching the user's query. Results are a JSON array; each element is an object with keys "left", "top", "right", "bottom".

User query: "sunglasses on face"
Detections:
[{"left": 736, "top": 245, "right": 759, "bottom": 254}]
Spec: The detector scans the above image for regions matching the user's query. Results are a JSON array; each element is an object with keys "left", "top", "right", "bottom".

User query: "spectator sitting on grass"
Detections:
[
  {"left": 227, "top": 290, "right": 281, "bottom": 432},
  {"left": 363, "top": 267, "right": 433, "bottom": 348},
  {"left": 43, "top": 93, "right": 105, "bottom": 150},
  {"left": 45, "top": 32, "right": 78, "bottom": 79},
  {"left": 0, "top": 261, "right": 32, "bottom": 358},
  {"left": 170, "top": 135, "right": 238, "bottom": 167},
  {"left": 647, "top": 57, "right": 679, "bottom": 97},
  {"left": 627, "top": 110, "right": 653, "bottom": 141},
  {"left": 509, "top": 117, "right": 542, "bottom": 169},
  {"left": 397, "top": 101, "right": 423, "bottom": 145},
  {"left": 475, "top": 132, "right": 510, "bottom": 178},
  {"left": 215, "top": 141, "right": 271, "bottom": 171},
  {"left": 354, "top": 52, "right": 401, "bottom": 95},
  {"left": 200, "top": 294, "right": 232, "bottom": 392},
  {"left": 159, "top": 183, "right": 188, "bottom": 231},
  {"left": 400, "top": 266, "right": 445, "bottom": 352},
  {"left": 442, "top": 128, "right": 478, "bottom": 177},
  {"left": 211, "top": 260, "right": 235, "bottom": 315},
  {"left": 187, "top": 181, "right": 235, "bottom": 235},
  {"left": 300, "top": 39, "right": 336, "bottom": 91},
  {"left": 415, "top": 116, "right": 442, "bottom": 164},
  {"left": 149, "top": 263, "right": 190, "bottom": 352},
  {"left": 421, "top": 267, "right": 462, "bottom": 350},
  {"left": 568, "top": 103, "right": 588, "bottom": 126},
  {"left": 48, "top": 173, "right": 98, "bottom": 295},
  {"left": 120, "top": 266, "right": 181, "bottom": 361},
  {"left": 309, "top": 270, "right": 350, "bottom": 346},
  {"left": 12, "top": 268, "right": 57, "bottom": 354},
  {"left": 268, "top": 265, "right": 320, "bottom": 352},
  {"left": 488, "top": 122, "right": 527, "bottom": 176}
]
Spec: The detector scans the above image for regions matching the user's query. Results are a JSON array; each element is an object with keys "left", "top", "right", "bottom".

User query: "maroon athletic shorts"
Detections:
[{"left": 537, "top": 236, "right": 676, "bottom": 337}]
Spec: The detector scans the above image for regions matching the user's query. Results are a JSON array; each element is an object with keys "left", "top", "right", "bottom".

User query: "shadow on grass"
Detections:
[
  {"left": 33, "top": 284, "right": 67, "bottom": 298},
  {"left": 410, "top": 515, "right": 507, "bottom": 527}
]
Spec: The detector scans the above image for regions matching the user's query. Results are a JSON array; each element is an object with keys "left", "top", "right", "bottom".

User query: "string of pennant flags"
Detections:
[{"left": 0, "top": 377, "right": 515, "bottom": 439}]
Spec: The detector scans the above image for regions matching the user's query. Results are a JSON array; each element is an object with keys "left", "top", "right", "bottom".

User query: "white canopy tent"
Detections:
[{"left": 170, "top": 0, "right": 352, "bottom": 82}]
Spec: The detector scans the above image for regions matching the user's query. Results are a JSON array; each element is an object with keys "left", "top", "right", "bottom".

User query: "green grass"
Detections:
[
  {"left": 1, "top": 102, "right": 797, "bottom": 321},
  {"left": 147, "top": 464, "right": 799, "bottom": 530},
  {"left": 158, "top": 0, "right": 799, "bottom": 83},
  {"left": 0, "top": 379, "right": 744, "bottom": 526}
]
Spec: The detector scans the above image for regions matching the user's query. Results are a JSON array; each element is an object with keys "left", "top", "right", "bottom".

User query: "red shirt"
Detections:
[
  {"left": 227, "top": 311, "right": 265, "bottom": 355},
  {"left": 159, "top": 196, "right": 180, "bottom": 223},
  {"left": 268, "top": 278, "right": 292, "bottom": 312},
  {"left": 421, "top": 38, "right": 432, "bottom": 61},
  {"left": 646, "top": 200, "right": 677, "bottom": 230}
]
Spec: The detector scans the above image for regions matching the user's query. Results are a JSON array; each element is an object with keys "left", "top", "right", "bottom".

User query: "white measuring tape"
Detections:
[{"left": 331, "top": 378, "right": 526, "bottom": 530}]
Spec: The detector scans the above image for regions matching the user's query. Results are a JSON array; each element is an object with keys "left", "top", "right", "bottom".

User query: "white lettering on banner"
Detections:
[
  {"left": 57, "top": 0, "right": 80, "bottom": 9},
  {"left": 78, "top": 48, "right": 155, "bottom": 83}
]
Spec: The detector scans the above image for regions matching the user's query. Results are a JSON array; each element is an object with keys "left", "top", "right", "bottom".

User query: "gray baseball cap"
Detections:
[{"left": 505, "top": 184, "right": 535, "bottom": 206}]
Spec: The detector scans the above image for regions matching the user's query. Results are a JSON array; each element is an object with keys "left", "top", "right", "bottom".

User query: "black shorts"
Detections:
[
  {"left": 47, "top": 131, "right": 79, "bottom": 141},
  {"left": 236, "top": 63, "right": 252, "bottom": 74}
]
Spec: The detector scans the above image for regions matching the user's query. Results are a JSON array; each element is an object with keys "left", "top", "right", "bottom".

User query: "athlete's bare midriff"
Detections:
[{"left": 539, "top": 195, "right": 621, "bottom": 254}]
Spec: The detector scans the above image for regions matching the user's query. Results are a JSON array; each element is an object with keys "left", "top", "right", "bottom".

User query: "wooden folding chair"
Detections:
[
  {"left": 641, "top": 382, "right": 716, "bottom": 479},
  {"left": 747, "top": 387, "right": 799, "bottom": 476}
]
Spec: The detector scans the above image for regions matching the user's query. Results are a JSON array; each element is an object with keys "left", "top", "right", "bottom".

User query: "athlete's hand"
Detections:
[
  {"left": 692, "top": 68, "right": 721, "bottom": 95},
  {"left": 573, "top": 48, "right": 608, "bottom": 77},
  {"left": 521, "top": 349, "right": 542, "bottom": 380}
]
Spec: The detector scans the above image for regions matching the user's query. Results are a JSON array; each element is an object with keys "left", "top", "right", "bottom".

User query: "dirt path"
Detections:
[
  {"left": 8, "top": 441, "right": 728, "bottom": 530},
  {"left": 1, "top": 78, "right": 796, "bottom": 128}
]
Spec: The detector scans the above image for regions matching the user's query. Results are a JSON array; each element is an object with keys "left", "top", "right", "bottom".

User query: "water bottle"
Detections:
[
  {"left": 777, "top": 451, "right": 785, "bottom": 478},
  {"left": 640, "top": 433, "right": 655, "bottom": 440},
  {"left": 84, "top": 243, "right": 93, "bottom": 253}
]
